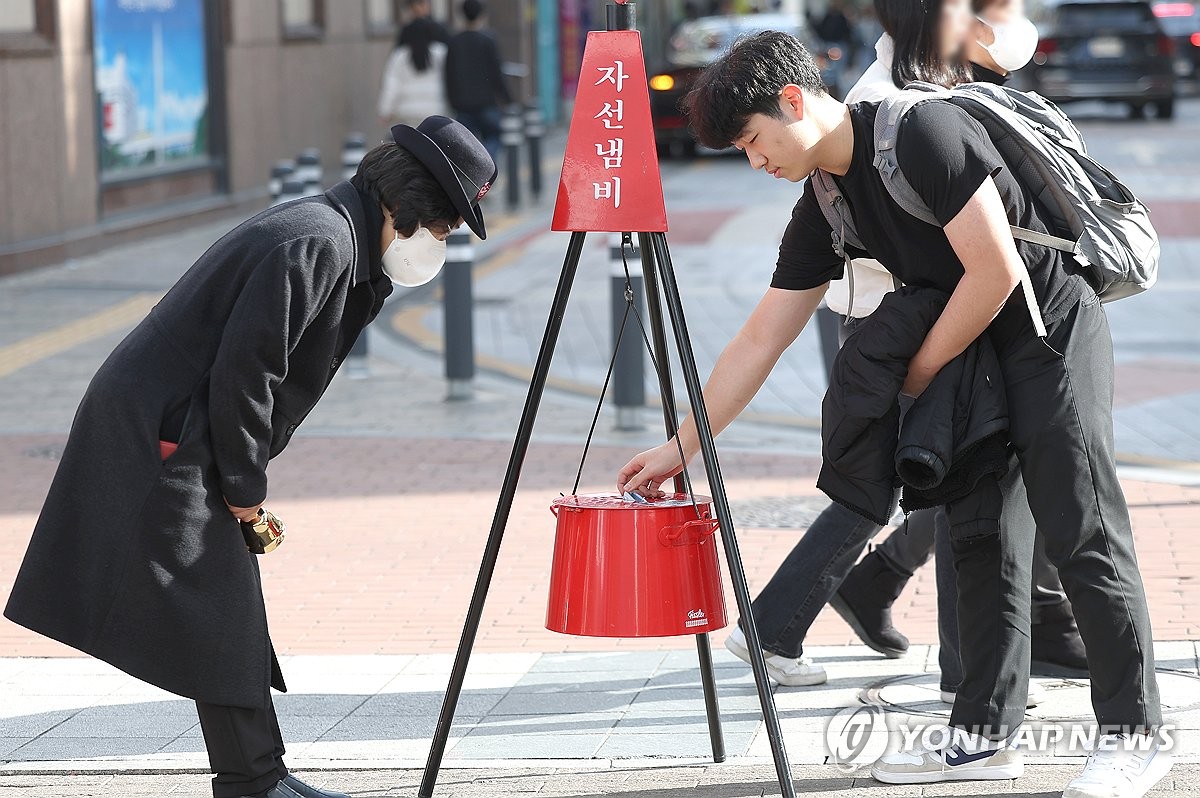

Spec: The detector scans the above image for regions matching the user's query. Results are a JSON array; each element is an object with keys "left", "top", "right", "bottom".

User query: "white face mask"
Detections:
[
  {"left": 381, "top": 226, "right": 447, "bottom": 287},
  {"left": 977, "top": 15, "right": 1039, "bottom": 73}
]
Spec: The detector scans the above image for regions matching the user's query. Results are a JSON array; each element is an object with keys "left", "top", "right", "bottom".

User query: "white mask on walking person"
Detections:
[
  {"left": 976, "top": 15, "right": 1039, "bottom": 72},
  {"left": 381, "top": 226, "right": 447, "bottom": 286}
]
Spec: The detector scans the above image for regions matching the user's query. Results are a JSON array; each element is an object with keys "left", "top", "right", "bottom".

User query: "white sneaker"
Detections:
[
  {"left": 940, "top": 681, "right": 1045, "bottom": 708},
  {"left": 723, "top": 626, "right": 827, "bottom": 686},
  {"left": 1063, "top": 733, "right": 1173, "bottom": 798},
  {"left": 871, "top": 730, "right": 1024, "bottom": 784}
]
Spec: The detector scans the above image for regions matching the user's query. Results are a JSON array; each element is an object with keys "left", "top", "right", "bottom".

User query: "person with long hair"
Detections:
[
  {"left": 831, "top": 0, "right": 1086, "bottom": 701},
  {"left": 378, "top": 4, "right": 449, "bottom": 128}
]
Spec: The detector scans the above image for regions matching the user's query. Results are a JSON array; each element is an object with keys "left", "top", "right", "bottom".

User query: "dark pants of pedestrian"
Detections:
[
  {"left": 949, "top": 292, "right": 1161, "bottom": 738},
  {"left": 195, "top": 694, "right": 287, "bottom": 798},
  {"left": 455, "top": 106, "right": 502, "bottom": 164},
  {"left": 877, "top": 499, "right": 1067, "bottom": 621}
]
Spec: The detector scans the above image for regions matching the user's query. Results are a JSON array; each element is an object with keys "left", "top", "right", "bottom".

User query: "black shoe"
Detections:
[
  {"left": 281, "top": 774, "right": 351, "bottom": 798},
  {"left": 240, "top": 782, "right": 302, "bottom": 798},
  {"left": 830, "top": 550, "right": 910, "bottom": 658},
  {"left": 1031, "top": 614, "right": 1089, "bottom": 677}
]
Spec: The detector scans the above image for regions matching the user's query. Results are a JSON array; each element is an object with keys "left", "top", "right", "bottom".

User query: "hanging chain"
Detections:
[{"left": 571, "top": 233, "right": 703, "bottom": 520}]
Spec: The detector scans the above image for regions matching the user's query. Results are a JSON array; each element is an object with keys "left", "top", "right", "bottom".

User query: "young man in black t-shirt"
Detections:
[{"left": 615, "top": 31, "right": 1167, "bottom": 797}]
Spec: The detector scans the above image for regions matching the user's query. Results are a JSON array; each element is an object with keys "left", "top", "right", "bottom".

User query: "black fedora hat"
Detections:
[{"left": 390, "top": 116, "right": 497, "bottom": 239}]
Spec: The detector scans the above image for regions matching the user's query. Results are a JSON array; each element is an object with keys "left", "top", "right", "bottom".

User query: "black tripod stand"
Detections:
[{"left": 418, "top": 229, "right": 797, "bottom": 798}]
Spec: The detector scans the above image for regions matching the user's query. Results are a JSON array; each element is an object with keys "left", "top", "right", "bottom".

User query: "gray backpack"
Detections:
[{"left": 814, "top": 81, "right": 1160, "bottom": 336}]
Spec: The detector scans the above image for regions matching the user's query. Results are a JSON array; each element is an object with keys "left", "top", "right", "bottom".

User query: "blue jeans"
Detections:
[{"left": 744, "top": 501, "right": 884, "bottom": 658}]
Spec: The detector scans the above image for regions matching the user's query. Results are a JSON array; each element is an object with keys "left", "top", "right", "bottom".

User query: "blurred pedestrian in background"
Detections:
[
  {"left": 378, "top": 4, "right": 448, "bottom": 127},
  {"left": 397, "top": 0, "right": 449, "bottom": 46},
  {"left": 810, "top": 0, "right": 859, "bottom": 61},
  {"left": 445, "top": 0, "right": 513, "bottom": 160}
]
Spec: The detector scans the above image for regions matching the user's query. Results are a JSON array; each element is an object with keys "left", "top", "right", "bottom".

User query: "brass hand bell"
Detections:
[{"left": 241, "top": 508, "right": 285, "bottom": 555}]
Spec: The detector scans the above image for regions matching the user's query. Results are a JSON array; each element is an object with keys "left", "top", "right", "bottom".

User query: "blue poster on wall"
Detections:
[{"left": 93, "top": 0, "right": 209, "bottom": 177}]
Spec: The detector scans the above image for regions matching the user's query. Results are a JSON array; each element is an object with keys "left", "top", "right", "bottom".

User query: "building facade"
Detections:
[{"left": 0, "top": 0, "right": 541, "bottom": 274}]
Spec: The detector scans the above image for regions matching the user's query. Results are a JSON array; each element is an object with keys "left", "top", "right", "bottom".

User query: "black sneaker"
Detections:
[
  {"left": 1031, "top": 615, "right": 1089, "bottom": 677},
  {"left": 831, "top": 550, "right": 910, "bottom": 658}
]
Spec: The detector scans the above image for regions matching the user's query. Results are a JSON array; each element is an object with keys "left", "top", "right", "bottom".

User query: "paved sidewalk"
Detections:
[
  {"left": 4, "top": 430, "right": 1200, "bottom": 656},
  {"left": 6, "top": 763, "right": 1200, "bottom": 798},
  {"left": 4, "top": 647, "right": 1200, "bottom": 783}
]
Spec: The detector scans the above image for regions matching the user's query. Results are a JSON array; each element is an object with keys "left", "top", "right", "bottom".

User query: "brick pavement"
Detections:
[{"left": 3, "top": 433, "right": 1198, "bottom": 657}]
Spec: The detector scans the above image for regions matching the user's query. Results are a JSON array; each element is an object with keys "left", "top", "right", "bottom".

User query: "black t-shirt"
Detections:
[{"left": 772, "top": 101, "right": 1087, "bottom": 330}]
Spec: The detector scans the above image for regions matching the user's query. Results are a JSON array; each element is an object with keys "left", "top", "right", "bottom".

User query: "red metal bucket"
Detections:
[{"left": 545, "top": 493, "right": 728, "bottom": 637}]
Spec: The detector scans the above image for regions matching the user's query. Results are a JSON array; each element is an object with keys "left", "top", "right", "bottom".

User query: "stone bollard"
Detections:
[
  {"left": 342, "top": 133, "right": 367, "bottom": 182},
  {"left": 500, "top": 109, "right": 524, "bottom": 211},
  {"left": 442, "top": 228, "right": 476, "bottom": 400},
  {"left": 269, "top": 160, "right": 296, "bottom": 203},
  {"left": 295, "top": 148, "right": 323, "bottom": 196},
  {"left": 610, "top": 233, "right": 646, "bottom": 431}
]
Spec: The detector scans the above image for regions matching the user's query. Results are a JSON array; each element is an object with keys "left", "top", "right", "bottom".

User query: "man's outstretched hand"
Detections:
[{"left": 616, "top": 439, "right": 692, "bottom": 497}]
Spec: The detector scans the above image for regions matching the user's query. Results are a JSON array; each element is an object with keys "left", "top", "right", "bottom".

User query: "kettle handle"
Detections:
[{"left": 660, "top": 517, "right": 720, "bottom": 547}]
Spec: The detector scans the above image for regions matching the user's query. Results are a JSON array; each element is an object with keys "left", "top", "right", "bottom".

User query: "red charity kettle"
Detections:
[{"left": 545, "top": 492, "right": 728, "bottom": 637}]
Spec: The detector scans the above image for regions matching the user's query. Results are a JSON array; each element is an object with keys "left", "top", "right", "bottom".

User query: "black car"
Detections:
[
  {"left": 1153, "top": 0, "right": 1200, "bottom": 87},
  {"left": 648, "top": 14, "right": 843, "bottom": 157},
  {"left": 1028, "top": 0, "right": 1178, "bottom": 118}
]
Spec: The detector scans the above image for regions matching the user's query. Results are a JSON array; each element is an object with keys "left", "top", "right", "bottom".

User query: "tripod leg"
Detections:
[
  {"left": 648, "top": 233, "right": 796, "bottom": 798},
  {"left": 419, "top": 232, "right": 588, "bottom": 798},
  {"left": 637, "top": 233, "right": 726, "bottom": 764},
  {"left": 694, "top": 630, "right": 727, "bottom": 762},
  {"left": 637, "top": 233, "right": 681, "bottom": 433}
]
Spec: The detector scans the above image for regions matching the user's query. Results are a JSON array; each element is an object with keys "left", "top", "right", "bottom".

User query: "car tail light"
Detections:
[
  {"left": 1034, "top": 37, "right": 1058, "bottom": 64},
  {"left": 1158, "top": 33, "right": 1177, "bottom": 55},
  {"left": 1191, "top": 31, "right": 1200, "bottom": 46},
  {"left": 1154, "top": 1, "right": 1195, "bottom": 15}
]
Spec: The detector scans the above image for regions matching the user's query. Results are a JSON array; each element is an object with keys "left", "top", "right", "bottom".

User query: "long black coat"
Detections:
[
  {"left": 818, "top": 287, "right": 1010, "bottom": 530},
  {"left": 4, "top": 181, "right": 392, "bottom": 709}
]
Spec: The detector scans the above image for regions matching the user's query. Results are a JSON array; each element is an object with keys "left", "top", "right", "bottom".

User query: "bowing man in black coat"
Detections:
[{"left": 4, "top": 117, "right": 495, "bottom": 798}]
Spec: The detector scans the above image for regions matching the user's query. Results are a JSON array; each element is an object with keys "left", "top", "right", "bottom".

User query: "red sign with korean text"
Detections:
[{"left": 551, "top": 30, "right": 668, "bottom": 233}]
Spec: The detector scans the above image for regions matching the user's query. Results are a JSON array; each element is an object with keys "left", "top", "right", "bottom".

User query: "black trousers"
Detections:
[
  {"left": 196, "top": 694, "right": 288, "bottom": 798},
  {"left": 877, "top": 501, "right": 1068, "bottom": 619},
  {"left": 949, "top": 292, "right": 1162, "bottom": 738}
]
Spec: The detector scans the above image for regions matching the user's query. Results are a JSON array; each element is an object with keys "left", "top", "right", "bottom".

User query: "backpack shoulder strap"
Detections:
[
  {"left": 872, "top": 86, "right": 946, "bottom": 228},
  {"left": 810, "top": 169, "right": 869, "bottom": 317},
  {"left": 811, "top": 168, "right": 865, "bottom": 259}
]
